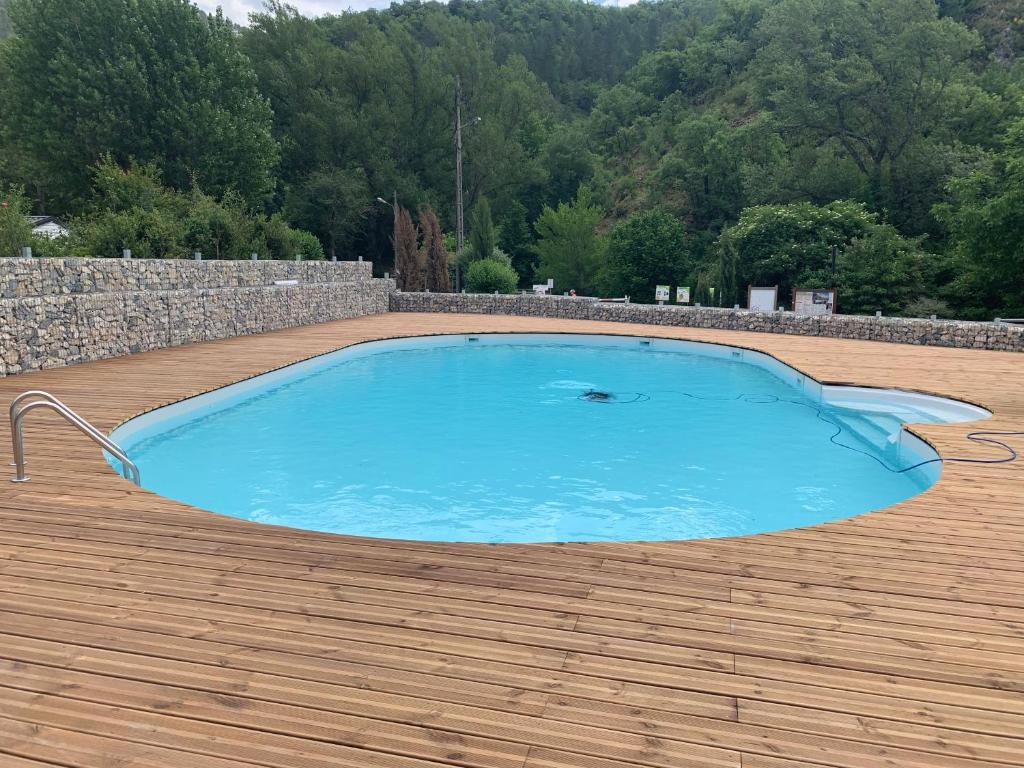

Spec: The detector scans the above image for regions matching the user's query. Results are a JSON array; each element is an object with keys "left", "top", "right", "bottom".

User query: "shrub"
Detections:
[
  {"left": 259, "top": 213, "right": 324, "bottom": 261},
  {"left": 604, "top": 209, "right": 691, "bottom": 302},
  {"left": 28, "top": 233, "right": 72, "bottom": 259},
  {"left": 902, "top": 297, "right": 954, "bottom": 319},
  {"left": 836, "top": 225, "right": 927, "bottom": 316},
  {"left": 0, "top": 184, "right": 33, "bottom": 257},
  {"left": 289, "top": 228, "right": 326, "bottom": 261},
  {"left": 465, "top": 258, "right": 519, "bottom": 294},
  {"left": 73, "top": 203, "right": 188, "bottom": 259}
]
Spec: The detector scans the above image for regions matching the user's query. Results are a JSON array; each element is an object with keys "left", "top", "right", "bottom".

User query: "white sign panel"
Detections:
[
  {"left": 748, "top": 286, "right": 778, "bottom": 312},
  {"left": 655, "top": 285, "right": 670, "bottom": 302},
  {"left": 794, "top": 289, "right": 836, "bottom": 316},
  {"left": 676, "top": 286, "right": 690, "bottom": 304}
]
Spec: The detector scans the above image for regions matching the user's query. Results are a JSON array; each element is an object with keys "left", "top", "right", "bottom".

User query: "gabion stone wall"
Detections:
[
  {"left": 0, "top": 257, "right": 372, "bottom": 297},
  {"left": 0, "top": 258, "right": 392, "bottom": 376},
  {"left": 390, "top": 292, "right": 1024, "bottom": 353}
]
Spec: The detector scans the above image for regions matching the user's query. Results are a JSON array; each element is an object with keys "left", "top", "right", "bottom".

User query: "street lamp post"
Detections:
[{"left": 376, "top": 192, "right": 398, "bottom": 284}]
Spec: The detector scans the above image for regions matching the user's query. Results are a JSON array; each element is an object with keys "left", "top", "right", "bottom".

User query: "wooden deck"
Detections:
[{"left": 0, "top": 312, "right": 1022, "bottom": 768}]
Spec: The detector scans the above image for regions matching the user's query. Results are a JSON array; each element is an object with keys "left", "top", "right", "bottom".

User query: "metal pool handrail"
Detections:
[{"left": 9, "top": 390, "right": 141, "bottom": 486}]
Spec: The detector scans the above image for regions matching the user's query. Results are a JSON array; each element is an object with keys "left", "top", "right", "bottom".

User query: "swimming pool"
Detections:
[{"left": 110, "top": 333, "right": 988, "bottom": 543}]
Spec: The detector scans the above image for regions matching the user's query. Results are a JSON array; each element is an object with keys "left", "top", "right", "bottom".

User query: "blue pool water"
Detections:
[{"left": 112, "top": 334, "right": 962, "bottom": 543}]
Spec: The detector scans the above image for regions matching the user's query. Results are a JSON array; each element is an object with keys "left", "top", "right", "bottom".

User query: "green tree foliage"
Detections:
[
  {"left": 285, "top": 166, "right": 369, "bottom": 262},
  {"left": 718, "top": 200, "right": 939, "bottom": 314},
  {"left": 467, "top": 197, "right": 497, "bottom": 264},
  {"left": 651, "top": 112, "right": 750, "bottom": 233},
  {"left": 184, "top": 189, "right": 257, "bottom": 261},
  {"left": 604, "top": 210, "right": 692, "bottom": 302},
  {"left": 538, "top": 125, "right": 597, "bottom": 208},
  {"left": 71, "top": 160, "right": 188, "bottom": 259},
  {"left": 751, "top": 0, "right": 980, "bottom": 228},
  {"left": 465, "top": 258, "right": 519, "bottom": 294},
  {"left": 259, "top": 213, "right": 325, "bottom": 262},
  {"left": 0, "top": 0, "right": 277, "bottom": 211},
  {"left": 497, "top": 199, "right": 535, "bottom": 281},
  {"left": 936, "top": 112, "right": 1024, "bottom": 315},
  {"left": 532, "top": 187, "right": 606, "bottom": 295},
  {"left": 0, "top": 0, "right": 11, "bottom": 39},
  {"left": 1, "top": 0, "right": 1022, "bottom": 317},
  {"left": 0, "top": 182, "right": 32, "bottom": 257},
  {"left": 939, "top": 0, "right": 1024, "bottom": 62},
  {"left": 836, "top": 227, "right": 931, "bottom": 316},
  {"left": 419, "top": 205, "right": 452, "bottom": 293},
  {"left": 448, "top": 0, "right": 719, "bottom": 108},
  {"left": 717, "top": 201, "right": 877, "bottom": 306},
  {"left": 70, "top": 158, "right": 320, "bottom": 260},
  {"left": 242, "top": 2, "right": 553, "bottom": 265}
]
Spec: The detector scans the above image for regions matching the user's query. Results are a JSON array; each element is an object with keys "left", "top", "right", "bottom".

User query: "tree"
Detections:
[
  {"left": 538, "top": 124, "right": 596, "bottom": 207},
  {"left": 0, "top": 0, "right": 278, "bottom": 212},
  {"left": 604, "top": 210, "right": 692, "bottom": 302},
  {"left": 2, "top": 0, "right": 1021, "bottom": 316},
  {"left": 285, "top": 166, "right": 370, "bottom": 261},
  {"left": 0, "top": 183, "right": 32, "bottom": 257},
  {"left": 652, "top": 111, "right": 748, "bottom": 232},
  {"left": 71, "top": 159, "right": 188, "bottom": 259},
  {"left": 939, "top": 0, "right": 1024, "bottom": 63},
  {"left": 393, "top": 206, "right": 422, "bottom": 291},
  {"left": 717, "top": 201, "right": 877, "bottom": 306},
  {"left": 465, "top": 258, "right": 518, "bottom": 294},
  {"left": 532, "top": 186, "right": 607, "bottom": 295},
  {"left": 497, "top": 199, "right": 535, "bottom": 281},
  {"left": 836, "top": 226, "right": 929, "bottom": 316},
  {"left": 752, "top": 0, "right": 980, "bottom": 228},
  {"left": 467, "top": 197, "right": 497, "bottom": 264},
  {"left": 184, "top": 189, "right": 255, "bottom": 261},
  {"left": 419, "top": 205, "right": 452, "bottom": 293},
  {"left": 69, "top": 157, "right": 320, "bottom": 260},
  {"left": 259, "top": 213, "right": 325, "bottom": 261},
  {"left": 0, "top": 0, "right": 10, "bottom": 39},
  {"left": 935, "top": 113, "right": 1024, "bottom": 316},
  {"left": 242, "top": 3, "right": 555, "bottom": 265}
]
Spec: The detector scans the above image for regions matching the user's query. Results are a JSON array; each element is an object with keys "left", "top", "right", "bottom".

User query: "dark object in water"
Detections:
[{"left": 578, "top": 390, "right": 651, "bottom": 404}]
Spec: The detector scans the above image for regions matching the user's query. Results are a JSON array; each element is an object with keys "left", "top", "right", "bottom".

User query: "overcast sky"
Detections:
[{"left": 195, "top": 0, "right": 638, "bottom": 25}]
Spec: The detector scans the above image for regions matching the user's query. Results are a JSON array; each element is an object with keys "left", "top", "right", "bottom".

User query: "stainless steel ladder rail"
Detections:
[{"left": 9, "top": 390, "right": 141, "bottom": 485}]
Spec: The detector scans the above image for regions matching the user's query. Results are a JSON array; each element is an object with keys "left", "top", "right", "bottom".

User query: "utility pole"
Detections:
[
  {"left": 391, "top": 190, "right": 399, "bottom": 287},
  {"left": 454, "top": 75, "right": 465, "bottom": 293}
]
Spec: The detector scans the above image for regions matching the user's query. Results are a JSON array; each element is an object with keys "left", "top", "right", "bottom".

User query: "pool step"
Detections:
[{"left": 826, "top": 408, "right": 903, "bottom": 461}]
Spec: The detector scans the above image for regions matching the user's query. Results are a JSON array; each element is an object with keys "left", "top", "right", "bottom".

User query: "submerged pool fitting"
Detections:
[{"left": 109, "top": 333, "right": 990, "bottom": 543}]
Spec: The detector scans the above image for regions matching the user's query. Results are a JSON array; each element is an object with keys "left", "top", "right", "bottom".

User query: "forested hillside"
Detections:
[
  {"left": 1, "top": 0, "right": 1022, "bottom": 318},
  {"left": 0, "top": 0, "right": 10, "bottom": 39}
]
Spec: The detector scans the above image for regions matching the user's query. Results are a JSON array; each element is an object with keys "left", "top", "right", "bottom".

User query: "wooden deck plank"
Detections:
[{"left": 0, "top": 312, "right": 1022, "bottom": 767}]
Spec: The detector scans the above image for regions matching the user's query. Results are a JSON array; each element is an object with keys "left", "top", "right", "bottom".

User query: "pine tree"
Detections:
[
  {"left": 467, "top": 197, "right": 497, "bottom": 264},
  {"left": 419, "top": 205, "right": 452, "bottom": 293}
]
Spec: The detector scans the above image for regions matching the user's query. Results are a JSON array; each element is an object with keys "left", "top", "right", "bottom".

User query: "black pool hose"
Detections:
[
  {"left": 583, "top": 388, "right": 1023, "bottom": 474},
  {"left": 797, "top": 402, "right": 1022, "bottom": 474}
]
